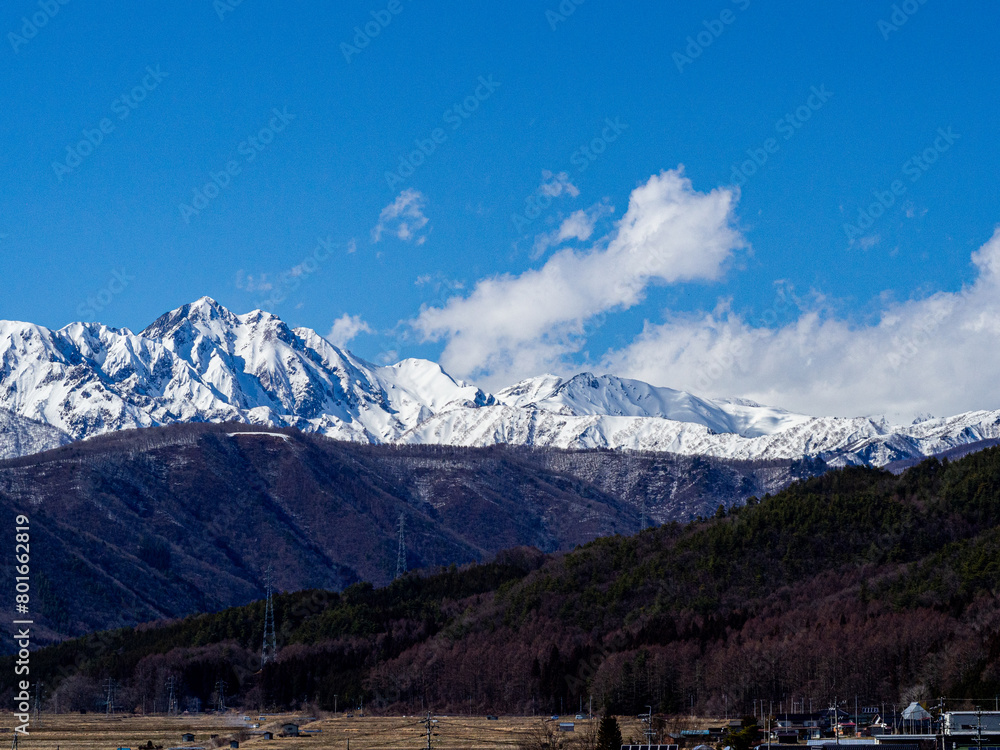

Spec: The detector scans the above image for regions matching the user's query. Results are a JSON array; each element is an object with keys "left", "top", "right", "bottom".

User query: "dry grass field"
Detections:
[{"left": 0, "top": 713, "right": 689, "bottom": 750}]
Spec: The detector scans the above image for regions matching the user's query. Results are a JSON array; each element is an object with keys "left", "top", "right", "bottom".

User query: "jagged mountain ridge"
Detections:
[{"left": 1, "top": 297, "right": 998, "bottom": 465}]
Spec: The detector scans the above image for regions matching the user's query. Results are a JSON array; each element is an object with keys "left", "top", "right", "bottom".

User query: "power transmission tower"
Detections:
[
  {"left": 215, "top": 679, "right": 228, "bottom": 713},
  {"left": 104, "top": 678, "right": 116, "bottom": 716},
  {"left": 261, "top": 566, "right": 277, "bottom": 668},
  {"left": 166, "top": 676, "right": 178, "bottom": 715},
  {"left": 396, "top": 513, "right": 407, "bottom": 579}
]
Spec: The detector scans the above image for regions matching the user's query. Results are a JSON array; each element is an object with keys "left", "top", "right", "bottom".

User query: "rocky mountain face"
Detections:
[
  {"left": 1, "top": 297, "right": 998, "bottom": 466},
  {"left": 0, "top": 408, "right": 71, "bottom": 460},
  {"left": 0, "top": 422, "right": 802, "bottom": 642}
]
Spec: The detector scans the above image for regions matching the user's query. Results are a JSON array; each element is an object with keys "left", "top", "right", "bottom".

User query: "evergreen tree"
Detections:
[{"left": 597, "top": 715, "right": 623, "bottom": 750}]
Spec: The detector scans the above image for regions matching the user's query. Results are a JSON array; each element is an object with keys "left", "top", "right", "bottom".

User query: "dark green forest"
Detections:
[{"left": 7, "top": 447, "right": 1000, "bottom": 717}]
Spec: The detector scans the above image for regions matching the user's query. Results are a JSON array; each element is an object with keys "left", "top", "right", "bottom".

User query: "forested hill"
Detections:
[
  {"left": 7, "top": 447, "right": 1000, "bottom": 717},
  {"left": 0, "top": 421, "right": 807, "bottom": 642}
]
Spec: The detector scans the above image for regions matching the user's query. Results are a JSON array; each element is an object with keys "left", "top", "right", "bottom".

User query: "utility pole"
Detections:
[
  {"left": 261, "top": 565, "right": 277, "bottom": 667},
  {"left": 32, "top": 682, "right": 41, "bottom": 726},
  {"left": 334, "top": 694, "right": 337, "bottom": 715},
  {"left": 831, "top": 698, "right": 840, "bottom": 746},
  {"left": 976, "top": 706, "right": 983, "bottom": 750},
  {"left": 644, "top": 706, "right": 655, "bottom": 745},
  {"left": 420, "top": 712, "right": 435, "bottom": 750},
  {"left": 396, "top": 513, "right": 407, "bottom": 579},
  {"left": 935, "top": 696, "right": 945, "bottom": 750}
]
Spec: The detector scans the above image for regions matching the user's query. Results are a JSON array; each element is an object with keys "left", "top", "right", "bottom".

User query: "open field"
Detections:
[{"left": 0, "top": 713, "right": 691, "bottom": 750}]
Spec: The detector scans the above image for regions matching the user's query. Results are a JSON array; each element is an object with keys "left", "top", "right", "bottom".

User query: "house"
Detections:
[
  {"left": 900, "top": 702, "right": 933, "bottom": 733},
  {"left": 281, "top": 723, "right": 300, "bottom": 737}
]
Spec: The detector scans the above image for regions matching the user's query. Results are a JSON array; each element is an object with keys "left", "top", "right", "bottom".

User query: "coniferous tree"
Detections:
[{"left": 597, "top": 715, "right": 623, "bottom": 750}]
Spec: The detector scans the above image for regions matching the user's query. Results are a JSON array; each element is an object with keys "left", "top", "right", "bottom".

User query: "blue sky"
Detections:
[{"left": 2, "top": 1, "right": 999, "bottom": 418}]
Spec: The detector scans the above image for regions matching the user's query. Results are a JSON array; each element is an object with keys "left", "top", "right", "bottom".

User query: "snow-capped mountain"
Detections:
[
  {"left": 0, "top": 408, "right": 72, "bottom": 460},
  {"left": 1, "top": 297, "right": 998, "bottom": 466}
]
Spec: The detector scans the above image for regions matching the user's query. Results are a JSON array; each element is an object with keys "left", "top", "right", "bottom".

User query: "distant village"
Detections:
[{"left": 662, "top": 705, "right": 1000, "bottom": 750}]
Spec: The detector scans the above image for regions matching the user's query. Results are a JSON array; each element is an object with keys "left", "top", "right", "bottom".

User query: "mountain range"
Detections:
[
  {"left": 2, "top": 297, "right": 998, "bottom": 465},
  {"left": 0, "top": 421, "right": 805, "bottom": 641},
  {"left": 11, "top": 445, "right": 1000, "bottom": 716}
]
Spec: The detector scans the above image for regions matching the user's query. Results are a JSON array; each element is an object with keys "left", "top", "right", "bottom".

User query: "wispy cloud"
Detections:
[
  {"left": 235, "top": 270, "right": 273, "bottom": 292},
  {"left": 538, "top": 169, "right": 580, "bottom": 198},
  {"left": 531, "top": 200, "right": 614, "bottom": 258},
  {"left": 372, "top": 189, "right": 430, "bottom": 245}
]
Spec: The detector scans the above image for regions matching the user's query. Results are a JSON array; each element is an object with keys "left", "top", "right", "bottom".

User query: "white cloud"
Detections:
[
  {"left": 600, "top": 227, "right": 1000, "bottom": 420},
  {"left": 856, "top": 234, "right": 880, "bottom": 251},
  {"left": 531, "top": 201, "right": 615, "bottom": 258},
  {"left": 235, "top": 270, "right": 272, "bottom": 292},
  {"left": 327, "top": 313, "right": 374, "bottom": 348},
  {"left": 372, "top": 189, "right": 429, "bottom": 245},
  {"left": 412, "top": 168, "right": 744, "bottom": 384},
  {"left": 538, "top": 169, "right": 580, "bottom": 198}
]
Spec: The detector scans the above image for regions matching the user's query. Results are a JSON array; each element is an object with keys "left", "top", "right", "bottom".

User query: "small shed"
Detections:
[
  {"left": 282, "top": 723, "right": 300, "bottom": 737},
  {"left": 262, "top": 732, "right": 273, "bottom": 740},
  {"left": 558, "top": 723, "right": 575, "bottom": 732},
  {"left": 230, "top": 742, "right": 240, "bottom": 749},
  {"left": 182, "top": 735, "right": 195, "bottom": 743}
]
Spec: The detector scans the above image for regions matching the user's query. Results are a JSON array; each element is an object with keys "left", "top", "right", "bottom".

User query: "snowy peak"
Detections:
[
  {"left": 1, "top": 299, "right": 999, "bottom": 469},
  {"left": 501, "top": 372, "right": 812, "bottom": 439}
]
